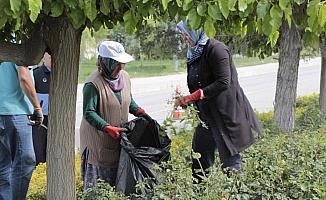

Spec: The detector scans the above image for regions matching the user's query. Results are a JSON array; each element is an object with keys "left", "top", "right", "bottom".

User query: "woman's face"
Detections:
[
  {"left": 110, "top": 63, "right": 125, "bottom": 78},
  {"left": 181, "top": 33, "right": 194, "bottom": 47}
]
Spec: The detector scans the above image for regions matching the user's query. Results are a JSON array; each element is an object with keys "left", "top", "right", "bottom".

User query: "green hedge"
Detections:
[
  {"left": 28, "top": 94, "right": 326, "bottom": 199},
  {"left": 27, "top": 154, "right": 83, "bottom": 200}
]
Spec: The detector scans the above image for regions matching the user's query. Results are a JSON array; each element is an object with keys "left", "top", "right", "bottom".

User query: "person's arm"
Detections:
[
  {"left": 83, "top": 83, "right": 127, "bottom": 139},
  {"left": 83, "top": 83, "right": 109, "bottom": 131},
  {"left": 129, "top": 95, "right": 140, "bottom": 115},
  {"left": 129, "top": 94, "right": 152, "bottom": 120},
  {"left": 17, "top": 66, "right": 41, "bottom": 109},
  {"left": 202, "top": 44, "right": 231, "bottom": 98}
]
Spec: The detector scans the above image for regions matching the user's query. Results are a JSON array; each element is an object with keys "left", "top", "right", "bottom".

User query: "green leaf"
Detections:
[
  {"left": 219, "top": 0, "right": 229, "bottom": 19},
  {"left": 123, "top": 10, "right": 131, "bottom": 22},
  {"left": 246, "top": 20, "right": 255, "bottom": 34},
  {"left": 284, "top": 6, "right": 292, "bottom": 27},
  {"left": 28, "top": 0, "right": 42, "bottom": 22},
  {"left": 303, "top": 31, "right": 319, "bottom": 48},
  {"left": 113, "top": 0, "right": 120, "bottom": 10},
  {"left": 0, "top": 14, "right": 7, "bottom": 29},
  {"left": 78, "top": 0, "right": 85, "bottom": 10},
  {"left": 10, "top": 0, "right": 21, "bottom": 14},
  {"left": 187, "top": 8, "right": 201, "bottom": 29},
  {"left": 208, "top": 3, "right": 222, "bottom": 20},
  {"left": 270, "top": 5, "right": 283, "bottom": 20},
  {"left": 238, "top": 0, "right": 247, "bottom": 12},
  {"left": 307, "top": 0, "right": 319, "bottom": 17},
  {"left": 84, "top": 0, "right": 97, "bottom": 22},
  {"left": 197, "top": 3, "right": 207, "bottom": 17},
  {"left": 294, "top": 0, "right": 305, "bottom": 5},
  {"left": 162, "top": 0, "right": 170, "bottom": 11},
  {"left": 183, "top": 0, "right": 192, "bottom": 11},
  {"left": 319, "top": 4, "right": 326, "bottom": 27},
  {"left": 123, "top": 11, "right": 136, "bottom": 33},
  {"left": 307, "top": 0, "right": 319, "bottom": 29},
  {"left": 100, "top": 0, "right": 110, "bottom": 15},
  {"left": 257, "top": 0, "right": 270, "bottom": 19},
  {"left": 43, "top": 1, "right": 52, "bottom": 15},
  {"left": 262, "top": 14, "right": 272, "bottom": 36},
  {"left": 14, "top": 17, "right": 21, "bottom": 31},
  {"left": 228, "top": 0, "right": 237, "bottom": 10},
  {"left": 92, "top": 18, "right": 103, "bottom": 31},
  {"left": 279, "top": 0, "right": 289, "bottom": 11},
  {"left": 204, "top": 19, "right": 216, "bottom": 37},
  {"left": 63, "top": 0, "right": 78, "bottom": 8},
  {"left": 176, "top": 0, "right": 182, "bottom": 7},
  {"left": 68, "top": 8, "right": 85, "bottom": 29},
  {"left": 270, "top": 5, "right": 283, "bottom": 31},
  {"left": 268, "top": 31, "right": 279, "bottom": 47},
  {"left": 51, "top": 1, "right": 64, "bottom": 17}
]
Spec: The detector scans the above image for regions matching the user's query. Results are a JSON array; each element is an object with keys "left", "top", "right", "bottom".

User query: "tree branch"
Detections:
[{"left": 0, "top": 22, "right": 46, "bottom": 66}]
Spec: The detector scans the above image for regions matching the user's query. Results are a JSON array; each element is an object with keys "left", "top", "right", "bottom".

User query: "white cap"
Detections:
[{"left": 98, "top": 41, "right": 134, "bottom": 63}]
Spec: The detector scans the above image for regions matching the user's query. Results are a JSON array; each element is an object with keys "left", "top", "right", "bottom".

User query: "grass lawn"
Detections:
[{"left": 78, "top": 56, "right": 277, "bottom": 83}]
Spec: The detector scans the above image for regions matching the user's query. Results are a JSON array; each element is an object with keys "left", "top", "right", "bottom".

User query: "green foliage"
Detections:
[
  {"left": 28, "top": 0, "right": 42, "bottom": 22},
  {"left": 295, "top": 94, "right": 324, "bottom": 131},
  {"left": 256, "top": 111, "right": 282, "bottom": 135},
  {"left": 207, "top": 3, "right": 222, "bottom": 21},
  {"left": 29, "top": 95, "right": 325, "bottom": 199},
  {"left": 320, "top": 3, "right": 326, "bottom": 27},
  {"left": 77, "top": 180, "right": 127, "bottom": 200},
  {"left": 27, "top": 154, "right": 83, "bottom": 200}
]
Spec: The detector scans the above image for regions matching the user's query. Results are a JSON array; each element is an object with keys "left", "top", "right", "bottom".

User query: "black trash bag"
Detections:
[{"left": 115, "top": 117, "right": 171, "bottom": 196}]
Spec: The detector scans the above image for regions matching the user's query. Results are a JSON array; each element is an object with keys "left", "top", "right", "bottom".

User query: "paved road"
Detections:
[{"left": 74, "top": 57, "right": 321, "bottom": 150}]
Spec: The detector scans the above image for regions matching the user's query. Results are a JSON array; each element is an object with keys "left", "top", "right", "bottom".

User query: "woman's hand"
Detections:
[
  {"left": 103, "top": 126, "right": 127, "bottom": 140},
  {"left": 134, "top": 108, "right": 153, "bottom": 121},
  {"left": 175, "top": 89, "right": 204, "bottom": 107}
]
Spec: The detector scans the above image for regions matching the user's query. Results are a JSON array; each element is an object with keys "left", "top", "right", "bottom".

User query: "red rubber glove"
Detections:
[
  {"left": 134, "top": 108, "right": 153, "bottom": 121},
  {"left": 103, "top": 126, "right": 127, "bottom": 140},
  {"left": 177, "top": 89, "right": 204, "bottom": 106}
]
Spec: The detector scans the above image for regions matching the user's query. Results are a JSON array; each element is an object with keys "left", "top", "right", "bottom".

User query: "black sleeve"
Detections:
[{"left": 202, "top": 44, "right": 231, "bottom": 98}]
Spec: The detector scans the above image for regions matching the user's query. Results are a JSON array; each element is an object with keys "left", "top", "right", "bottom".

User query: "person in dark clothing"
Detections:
[
  {"left": 32, "top": 52, "right": 51, "bottom": 165},
  {"left": 175, "top": 21, "right": 262, "bottom": 180}
]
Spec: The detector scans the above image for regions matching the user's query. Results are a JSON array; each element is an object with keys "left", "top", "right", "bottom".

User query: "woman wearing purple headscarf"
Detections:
[
  {"left": 80, "top": 41, "right": 152, "bottom": 190},
  {"left": 175, "top": 21, "right": 262, "bottom": 181}
]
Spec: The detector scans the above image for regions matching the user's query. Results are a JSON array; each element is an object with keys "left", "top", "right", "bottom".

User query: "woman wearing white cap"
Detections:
[{"left": 80, "top": 41, "right": 151, "bottom": 190}]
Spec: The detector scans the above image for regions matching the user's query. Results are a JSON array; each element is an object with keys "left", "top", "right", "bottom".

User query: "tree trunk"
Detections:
[
  {"left": 274, "top": 20, "right": 302, "bottom": 132},
  {"left": 320, "top": 32, "right": 326, "bottom": 122},
  {"left": 43, "top": 17, "right": 82, "bottom": 200}
]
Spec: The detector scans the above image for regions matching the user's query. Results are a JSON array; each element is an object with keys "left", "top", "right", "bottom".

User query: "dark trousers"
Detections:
[
  {"left": 32, "top": 116, "right": 48, "bottom": 165},
  {"left": 192, "top": 125, "right": 242, "bottom": 181}
]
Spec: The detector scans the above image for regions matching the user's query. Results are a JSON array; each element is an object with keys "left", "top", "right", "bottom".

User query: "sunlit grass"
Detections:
[{"left": 78, "top": 56, "right": 277, "bottom": 83}]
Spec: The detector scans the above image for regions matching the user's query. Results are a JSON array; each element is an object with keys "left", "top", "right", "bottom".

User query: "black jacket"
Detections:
[
  {"left": 33, "top": 65, "right": 50, "bottom": 123},
  {"left": 192, "top": 39, "right": 262, "bottom": 155}
]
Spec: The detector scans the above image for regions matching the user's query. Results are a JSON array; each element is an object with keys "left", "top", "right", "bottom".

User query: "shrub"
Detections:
[
  {"left": 29, "top": 94, "right": 326, "bottom": 199},
  {"left": 295, "top": 94, "right": 323, "bottom": 131},
  {"left": 27, "top": 154, "right": 83, "bottom": 200},
  {"left": 147, "top": 128, "right": 326, "bottom": 200}
]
